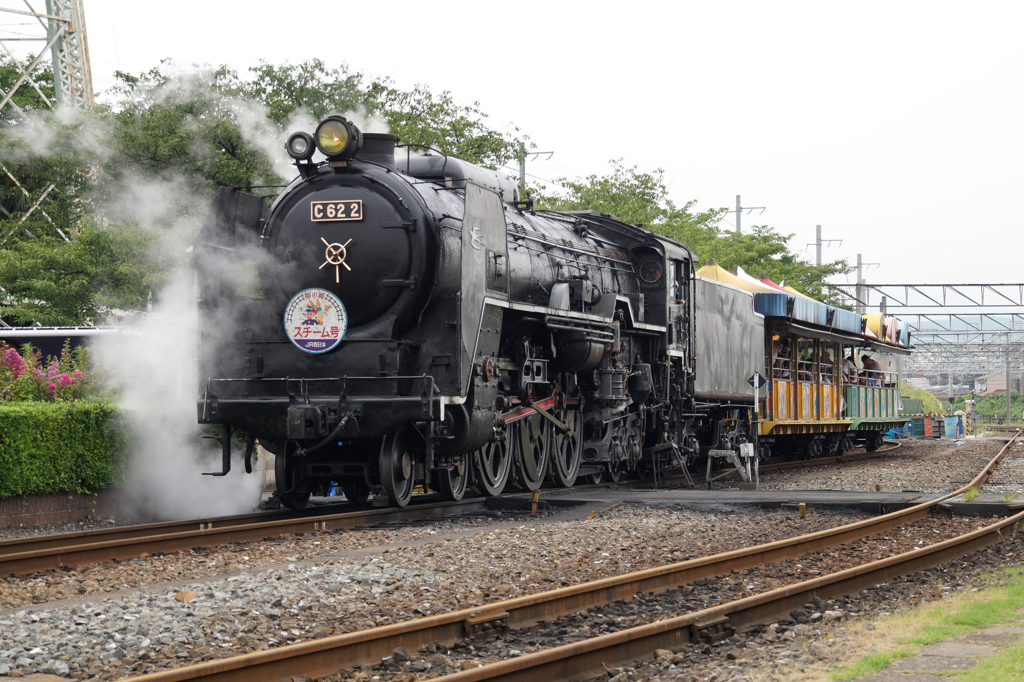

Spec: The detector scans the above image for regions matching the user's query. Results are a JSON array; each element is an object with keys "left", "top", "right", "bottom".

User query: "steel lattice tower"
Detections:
[
  {"left": 0, "top": 1, "right": 94, "bottom": 114},
  {"left": 45, "top": 0, "right": 94, "bottom": 108},
  {"left": 0, "top": 0, "right": 94, "bottom": 236}
]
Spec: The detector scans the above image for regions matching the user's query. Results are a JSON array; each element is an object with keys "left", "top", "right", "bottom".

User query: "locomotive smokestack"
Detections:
[{"left": 357, "top": 133, "right": 398, "bottom": 170}]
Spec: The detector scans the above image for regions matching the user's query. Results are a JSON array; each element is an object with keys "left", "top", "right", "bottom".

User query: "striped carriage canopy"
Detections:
[{"left": 697, "top": 261, "right": 909, "bottom": 350}]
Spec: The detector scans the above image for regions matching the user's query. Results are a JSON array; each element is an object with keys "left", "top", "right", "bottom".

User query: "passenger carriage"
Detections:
[{"left": 696, "top": 262, "right": 910, "bottom": 460}]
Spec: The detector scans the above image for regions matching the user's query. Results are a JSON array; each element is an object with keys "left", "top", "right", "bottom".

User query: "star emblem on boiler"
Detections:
[{"left": 320, "top": 237, "right": 352, "bottom": 283}]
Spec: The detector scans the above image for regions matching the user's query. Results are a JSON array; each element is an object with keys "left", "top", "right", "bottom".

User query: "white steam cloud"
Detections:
[
  {"left": 0, "top": 67, "right": 381, "bottom": 520},
  {"left": 91, "top": 271, "right": 264, "bottom": 520},
  {"left": 2, "top": 106, "right": 116, "bottom": 163},
  {"left": 341, "top": 105, "right": 391, "bottom": 136}
]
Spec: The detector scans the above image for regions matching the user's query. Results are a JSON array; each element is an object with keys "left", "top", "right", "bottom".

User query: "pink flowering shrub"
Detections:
[{"left": 0, "top": 340, "right": 92, "bottom": 402}]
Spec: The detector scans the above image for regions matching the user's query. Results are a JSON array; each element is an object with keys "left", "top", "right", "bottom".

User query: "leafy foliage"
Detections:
[
  {"left": 0, "top": 219, "right": 169, "bottom": 325},
  {"left": 106, "top": 62, "right": 276, "bottom": 191},
  {"left": 899, "top": 384, "right": 942, "bottom": 413},
  {"left": 0, "top": 58, "right": 534, "bottom": 325},
  {"left": 538, "top": 159, "right": 850, "bottom": 304},
  {"left": 0, "top": 399, "right": 126, "bottom": 497},
  {"left": 0, "top": 55, "right": 56, "bottom": 125},
  {"left": 686, "top": 225, "right": 849, "bottom": 304},
  {"left": 539, "top": 160, "right": 700, "bottom": 227},
  {"left": 368, "top": 78, "right": 528, "bottom": 168},
  {"left": 0, "top": 340, "right": 93, "bottom": 401},
  {"left": 946, "top": 391, "right": 1024, "bottom": 424},
  {"left": 243, "top": 59, "right": 365, "bottom": 125}
]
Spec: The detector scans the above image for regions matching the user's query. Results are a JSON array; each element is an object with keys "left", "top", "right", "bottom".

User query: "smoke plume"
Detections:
[{"left": 0, "top": 68, "right": 357, "bottom": 520}]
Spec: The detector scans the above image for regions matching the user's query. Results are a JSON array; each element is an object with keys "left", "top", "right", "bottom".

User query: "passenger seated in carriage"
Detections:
[
  {"left": 797, "top": 340, "right": 815, "bottom": 382},
  {"left": 841, "top": 353, "right": 858, "bottom": 385},
  {"left": 821, "top": 348, "right": 835, "bottom": 384},
  {"left": 861, "top": 354, "right": 883, "bottom": 387},
  {"left": 772, "top": 337, "right": 791, "bottom": 379}
]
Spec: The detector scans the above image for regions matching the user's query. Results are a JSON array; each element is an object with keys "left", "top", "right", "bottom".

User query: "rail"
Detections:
[
  {"left": 0, "top": 498, "right": 486, "bottom": 576},
  {"left": 119, "top": 433, "right": 1022, "bottom": 682}
]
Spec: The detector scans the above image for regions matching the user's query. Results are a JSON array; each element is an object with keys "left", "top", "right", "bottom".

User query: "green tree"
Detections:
[
  {"left": 243, "top": 59, "right": 365, "bottom": 125},
  {"left": 539, "top": 159, "right": 687, "bottom": 226},
  {"left": 0, "top": 59, "right": 536, "bottom": 325},
  {"left": 368, "top": 78, "right": 528, "bottom": 168},
  {"left": 539, "top": 160, "right": 850, "bottom": 304},
  {"left": 685, "top": 224, "right": 849, "bottom": 304},
  {"left": 951, "top": 392, "right": 1024, "bottom": 424},
  {"left": 0, "top": 218, "right": 171, "bottom": 326},
  {"left": 106, "top": 62, "right": 275, "bottom": 192},
  {"left": 900, "top": 383, "right": 942, "bottom": 413},
  {"left": 0, "top": 54, "right": 56, "bottom": 125}
]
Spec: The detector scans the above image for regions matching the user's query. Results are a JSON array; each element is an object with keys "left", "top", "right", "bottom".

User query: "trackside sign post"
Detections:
[{"left": 747, "top": 372, "right": 767, "bottom": 487}]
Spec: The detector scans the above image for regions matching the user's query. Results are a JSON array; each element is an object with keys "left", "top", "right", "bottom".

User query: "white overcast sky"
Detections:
[{"left": 5, "top": 1, "right": 1022, "bottom": 289}]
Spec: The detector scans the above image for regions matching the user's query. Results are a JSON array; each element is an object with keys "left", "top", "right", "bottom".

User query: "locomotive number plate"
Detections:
[{"left": 311, "top": 200, "right": 363, "bottom": 222}]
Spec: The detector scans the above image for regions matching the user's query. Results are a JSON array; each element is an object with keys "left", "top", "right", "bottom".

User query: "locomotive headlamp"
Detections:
[
  {"left": 315, "top": 116, "right": 362, "bottom": 158},
  {"left": 285, "top": 132, "right": 316, "bottom": 161}
]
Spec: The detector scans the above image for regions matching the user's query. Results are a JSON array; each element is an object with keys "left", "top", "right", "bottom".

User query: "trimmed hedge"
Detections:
[{"left": 0, "top": 400, "right": 127, "bottom": 498}]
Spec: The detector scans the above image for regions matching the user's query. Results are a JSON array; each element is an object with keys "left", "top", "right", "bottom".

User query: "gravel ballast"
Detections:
[
  {"left": 0, "top": 437, "right": 1015, "bottom": 681},
  {"left": 753, "top": 438, "right": 1006, "bottom": 493}
]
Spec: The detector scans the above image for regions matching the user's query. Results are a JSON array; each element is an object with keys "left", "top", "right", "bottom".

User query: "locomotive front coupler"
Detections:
[{"left": 293, "top": 414, "right": 353, "bottom": 458}]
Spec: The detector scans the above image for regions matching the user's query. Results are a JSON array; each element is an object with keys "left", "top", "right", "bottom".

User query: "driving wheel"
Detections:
[
  {"left": 379, "top": 427, "right": 416, "bottom": 507},
  {"left": 436, "top": 455, "right": 468, "bottom": 501},
  {"left": 512, "top": 414, "right": 550, "bottom": 491},
  {"left": 549, "top": 410, "right": 581, "bottom": 487},
  {"left": 471, "top": 433, "right": 511, "bottom": 497}
]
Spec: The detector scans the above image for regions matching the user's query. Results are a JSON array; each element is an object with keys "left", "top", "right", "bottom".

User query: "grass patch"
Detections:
[
  {"left": 825, "top": 567, "right": 1024, "bottom": 681},
  {"left": 964, "top": 486, "right": 981, "bottom": 501},
  {"left": 829, "top": 650, "right": 914, "bottom": 680},
  {"left": 1000, "top": 493, "right": 1019, "bottom": 503},
  {"left": 954, "top": 639, "right": 1024, "bottom": 680}
]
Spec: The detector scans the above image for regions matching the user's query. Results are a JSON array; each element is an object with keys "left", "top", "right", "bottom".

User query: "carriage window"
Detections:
[
  {"left": 820, "top": 342, "right": 837, "bottom": 384},
  {"left": 797, "top": 339, "right": 816, "bottom": 382},
  {"left": 772, "top": 335, "right": 792, "bottom": 380}
]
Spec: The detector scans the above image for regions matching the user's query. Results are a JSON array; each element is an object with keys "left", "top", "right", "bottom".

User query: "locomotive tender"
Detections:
[{"left": 195, "top": 116, "right": 908, "bottom": 509}]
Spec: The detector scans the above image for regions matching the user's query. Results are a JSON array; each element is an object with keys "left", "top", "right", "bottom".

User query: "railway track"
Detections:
[
  {"left": 0, "top": 497, "right": 489, "bottom": 576},
  {"left": 732, "top": 440, "right": 903, "bottom": 478},
  {"left": 0, "top": 442, "right": 905, "bottom": 576},
  {"left": 118, "top": 432, "right": 1022, "bottom": 682}
]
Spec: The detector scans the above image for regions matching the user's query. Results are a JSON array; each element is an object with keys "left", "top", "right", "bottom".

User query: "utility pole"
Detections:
[
  {"left": 728, "top": 195, "right": 765, "bottom": 234},
  {"left": 808, "top": 225, "right": 841, "bottom": 266},
  {"left": 518, "top": 143, "right": 525, "bottom": 186},
  {"left": 852, "top": 253, "right": 880, "bottom": 315},
  {"left": 855, "top": 254, "right": 863, "bottom": 315},
  {"left": 1007, "top": 340, "right": 1012, "bottom": 427},
  {"left": 517, "top": 146, "right": 553, "bottom": 188}
]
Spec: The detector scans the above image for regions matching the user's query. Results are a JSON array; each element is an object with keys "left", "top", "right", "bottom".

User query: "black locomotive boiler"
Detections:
[{"left": 195, "top": 116, "right": 774, "bottom": 509}]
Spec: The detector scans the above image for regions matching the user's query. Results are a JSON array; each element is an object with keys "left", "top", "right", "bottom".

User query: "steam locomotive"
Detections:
[{"left": 195, "top": 116, "right": 909, "bottom": 509}]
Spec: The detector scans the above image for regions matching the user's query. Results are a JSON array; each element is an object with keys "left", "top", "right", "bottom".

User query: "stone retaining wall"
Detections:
[{"left": 0, "top": 490, "right": 117, "bottom": 527}]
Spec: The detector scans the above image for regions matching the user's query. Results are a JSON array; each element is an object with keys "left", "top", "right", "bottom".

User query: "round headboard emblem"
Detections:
[{"left": 284, "top": 288, "right": 348, "bottom": 353}]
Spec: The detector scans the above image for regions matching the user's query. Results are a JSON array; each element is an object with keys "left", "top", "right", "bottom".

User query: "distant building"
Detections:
[{"left": 975, "top": 371, "right": 1023, "bottom": 397}]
